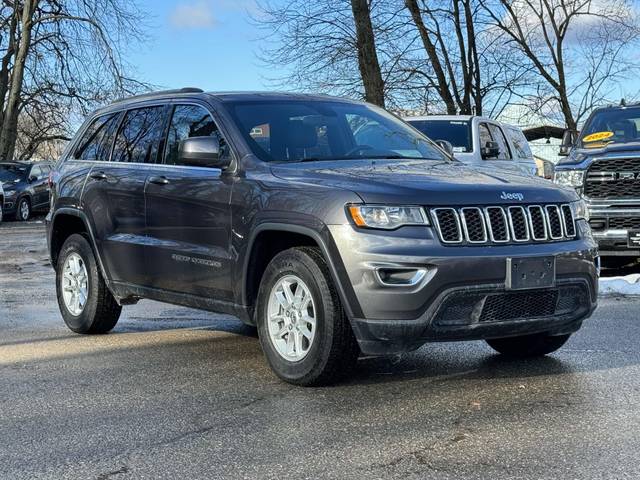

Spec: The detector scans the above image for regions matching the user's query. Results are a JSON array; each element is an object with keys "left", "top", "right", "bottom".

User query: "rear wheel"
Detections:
[
  {"left": 17, "top": 197, "right": 30, "bottom": 221},
  {"left": 486, "top": 333, "right": 571, "bottom": 357},
  {"left": 56, "top": 234, "right": 121, "bottom": 334},
  {"left": 256, "top": 247, "right": 359, "bottom": 386}
]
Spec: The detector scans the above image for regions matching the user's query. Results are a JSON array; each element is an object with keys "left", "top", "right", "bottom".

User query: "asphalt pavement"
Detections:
[{"left": 1, "top": 220, "right": 640, "bottom": 479}]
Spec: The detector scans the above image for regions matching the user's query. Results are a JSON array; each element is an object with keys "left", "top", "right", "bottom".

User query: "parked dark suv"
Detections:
[
  {"left": 0, "top": 161, "right": 53, "bottom": 221},
  {"left": 46, "top": 89, "right": 598, "bottom": 385}
]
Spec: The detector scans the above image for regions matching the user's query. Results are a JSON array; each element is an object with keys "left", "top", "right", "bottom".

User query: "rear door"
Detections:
[
  {"left": 82, "top": 104, "right": 169, "bottom": 286},
  {"left": 144, "top": 103, "right": 234, "bottom": 300}
]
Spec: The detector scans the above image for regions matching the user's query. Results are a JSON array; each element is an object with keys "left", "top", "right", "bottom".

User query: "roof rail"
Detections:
[{"left": 111, "top": 87, "right": 204, "bottom": 105}]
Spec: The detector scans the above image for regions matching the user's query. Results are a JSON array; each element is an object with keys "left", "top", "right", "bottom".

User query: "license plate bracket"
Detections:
[
  {"left": 628, "top": 231, "right": 640, "bottom": 248},
  {"left": 506, "top": 256, "right": 556, "bottom": 290}
]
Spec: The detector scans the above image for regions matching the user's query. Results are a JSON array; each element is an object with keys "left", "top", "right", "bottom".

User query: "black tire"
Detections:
[
  {"left": 56, "top": 233, "right": 121, "bottom": 334},
  {"left": 486, "top": 333, "right": 571, "bottom": 358},
  {"left": 16, "top": 197, "right": 30, "bottom": 221},
  {"left": 256, "top": 247, "right": 360, "bottom": 386}
]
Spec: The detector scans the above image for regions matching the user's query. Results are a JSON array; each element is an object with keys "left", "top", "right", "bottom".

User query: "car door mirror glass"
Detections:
[
  {"left": 177, "top": 136, "right": 230, "bottom": 169},
  {"left": 481, "top": 141, "right": 500, "bottom": 159},
  {"left": 559, "top": 129, "right": 578, "bottom": 156}
]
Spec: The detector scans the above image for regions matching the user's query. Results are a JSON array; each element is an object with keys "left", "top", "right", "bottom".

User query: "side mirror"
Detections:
[
  {"left": 559, "top": 129, "right": 578, "bottom": 156},
  {"left": 435, "top": 139, "right": 454, "bottom": 156},
  {"left": 28, "top": 175, "right": 37, "bottom": 183},
  {"left": 481, "top": 141, "right": 500, "bottom": 159},
  {"left": 177, "top": 137, "right": 230, "bottom": 169}
]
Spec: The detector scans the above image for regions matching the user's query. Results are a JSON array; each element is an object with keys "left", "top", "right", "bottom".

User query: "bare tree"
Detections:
[
  {"left": 253, "top": 1, "right": 407, "bottom": 104},
  {"left": 0, "top": 0, "right": 149, "bottom": 161},
  {"left": 351, "top": 0, "right": 385, "bottom": 106},
  {"left": 480, "top": 0, "right": 640, "bottom": 129}
]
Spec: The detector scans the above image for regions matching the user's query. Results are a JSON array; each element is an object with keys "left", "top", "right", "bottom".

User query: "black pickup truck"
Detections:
[
  {"left": 555, "top": 103, "right": 640, "bottom": 267},
  {"left": 46, "top": 89, "right": 598, "bottom": 385}
]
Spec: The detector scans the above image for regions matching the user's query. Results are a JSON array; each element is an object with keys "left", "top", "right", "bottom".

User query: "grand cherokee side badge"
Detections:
[{"left": 500, "top": 191, "right": 524, "bottom": 201}]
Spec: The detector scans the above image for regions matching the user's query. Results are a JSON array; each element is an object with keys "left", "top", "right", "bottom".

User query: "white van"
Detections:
[{"left": 404, "top": 115, "right": 537, "bottom": 176}]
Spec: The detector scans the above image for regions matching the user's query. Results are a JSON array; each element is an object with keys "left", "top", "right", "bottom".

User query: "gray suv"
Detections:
[{"left": 46, "top": 89, "right": 598, "bottom": 386}]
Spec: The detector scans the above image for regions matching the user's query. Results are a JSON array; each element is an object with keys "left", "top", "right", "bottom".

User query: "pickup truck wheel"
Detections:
[
  {"left": 486, "top": 333, "right": 571, "bottom": 357},
  {"left": 56, "top": 234, "right": 121, "bottom": 334},
  {"left": 256, "top": 247, "right": 359, "bottom": 386}
]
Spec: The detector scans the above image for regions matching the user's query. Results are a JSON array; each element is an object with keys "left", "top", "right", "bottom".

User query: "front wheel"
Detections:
[
  {"left": 486, "top": 333, "right": 571, "bottom": 357},
  {"left": 256, "top": 247, "right": 359, "bottom": 386},
  {"left": 56, "top": 234, "right": 121, "bottom": 334},
  {"left": 17, "top": 197, "right": 30, "bottom": 221}
]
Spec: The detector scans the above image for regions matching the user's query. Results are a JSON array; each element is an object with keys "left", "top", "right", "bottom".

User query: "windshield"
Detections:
[
  {"left": 0, "top": 164, "right": 26, "bottom": 183},
  {"left": 225, "top": 100, "right": 448, "bottom": 163},
  {"left": 580, "top": 107, "right": 640, "bottom": 148},
  {"left": 407, "top": 119, "right": 472, "bottom": 153}
]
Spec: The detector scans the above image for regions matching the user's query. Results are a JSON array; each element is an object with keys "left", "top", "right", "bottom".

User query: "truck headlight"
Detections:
[
  {"left": 348, "top": 205, "right": 429, "bottom": 229},
  {"left": 570, "top": 199, "right": 589, "bottom": 221},
  {"left": 554, "top": 170, "right": 584, "bottom": 187}
]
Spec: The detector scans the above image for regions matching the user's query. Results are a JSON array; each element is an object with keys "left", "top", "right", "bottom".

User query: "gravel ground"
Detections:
[{"left": 1, "top": 220, "right": 640, "bottom": 479}]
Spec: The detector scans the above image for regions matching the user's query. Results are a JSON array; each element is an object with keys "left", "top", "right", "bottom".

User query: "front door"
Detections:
[
  {"left": 144, "top": 103, "right": 234, "bottom": 301},
  {"left": 28, "top": 165, "right": 49, "bottom": 209}
]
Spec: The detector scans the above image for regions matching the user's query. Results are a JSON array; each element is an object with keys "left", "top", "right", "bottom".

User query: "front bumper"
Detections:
[
  {"left": 329, "top": 221, "right": 598, "bottom": 355},
  {"left": 587, "top": 202, "right": 640, "bottom": 256}
]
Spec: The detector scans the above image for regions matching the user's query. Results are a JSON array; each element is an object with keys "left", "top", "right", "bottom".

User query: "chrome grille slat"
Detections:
[
  {"left": 545, "top": 205, "right": 564, "bottom": 239},
  {"left": 432, "top": 208, "right": 463, "bottom": 243},
  {"left": 527, "top": 205, "right": 548, "bottom": 241},
  {"left": 508, "top": 206, "right": 530, "bottom": 242},
  {"left": 460, "top": 207, "right": 487, "bottom": 243},
  {"left": 484, "top": 207, "right": 509, "bottom": 243},
  {"left": 561, "top": 204, "right": 576, "bottom": 237},
  {"left": 430, "top": 204, "right": 577, "bottom": 246}
]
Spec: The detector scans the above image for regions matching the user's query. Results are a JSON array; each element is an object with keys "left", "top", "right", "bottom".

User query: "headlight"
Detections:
[
  {"left": 570, "top": 199, "right": 589, "bottom": 221},
  {"left": 348, "top": 205, "right": 429, "bottom": 229},
  {"left": 4, "top": 189, "right": 16, "bottom": 198},
  {"left": 554, "top": 170, "right": 584, "bottom": 187}
]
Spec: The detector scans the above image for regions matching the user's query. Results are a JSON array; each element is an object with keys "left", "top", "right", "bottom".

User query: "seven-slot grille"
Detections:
[{"left": 431, "top": 204, "right": 576, "bottom": 245}]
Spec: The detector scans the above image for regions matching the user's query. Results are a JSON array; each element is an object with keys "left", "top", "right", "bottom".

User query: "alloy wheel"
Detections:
[
  {"left": 267, "top": 275, "right": 317, "bottom": 361},
  {"left": 61, "top": 252, "right": 89, "bottom": 316}
]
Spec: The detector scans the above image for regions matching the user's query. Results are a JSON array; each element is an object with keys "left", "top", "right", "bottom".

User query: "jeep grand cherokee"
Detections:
[{"left": 46, "top": 89, "right": 598, "bottom": 386}]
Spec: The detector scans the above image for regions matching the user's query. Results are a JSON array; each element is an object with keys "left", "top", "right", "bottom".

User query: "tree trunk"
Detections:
[
  {"left": 405, "top": 0, "right": 457, "bottom": 114},
  {"left": 350, "top": 0, "right": 385, "bottom": 107},
  {"left": 0, "top": 0, "right": 38, "bottom": 161},
  {"left": 0, "top": 11, "right": 18, "bottom": 128}
]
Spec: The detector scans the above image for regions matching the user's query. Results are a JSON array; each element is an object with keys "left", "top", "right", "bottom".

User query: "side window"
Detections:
[
  {"left": 488, "top": 124, "right": 512, "bottom": 160},
  {"left": 478, "top": 123, "right": 493, "bottom": 149},
  {"left": 74, "top": 113, "right": 121, "bottom": 161},
  {"left": 30, "top": 165, "right": 42, "bottom": 180},
  {"left": 164, "top": 104, "right": 229, "bottom": 165},
  {"left": 506, "top": 127, "right": 533, "bottom": 159},
  {"left": 112, "top": 106, "right": 167, "bottom": 164}
]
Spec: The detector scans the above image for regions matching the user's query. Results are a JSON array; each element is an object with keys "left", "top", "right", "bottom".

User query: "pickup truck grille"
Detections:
[
  {"left": 431, "top": 204, "right": 576, "bottom": 245},
  {"left": 584, "top": 158, "right": 640, "bottom": 199}
]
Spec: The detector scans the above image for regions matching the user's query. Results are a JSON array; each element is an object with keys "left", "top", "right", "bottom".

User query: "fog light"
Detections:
[{"left": 375, "top": 268, "right": 426, "bottom": 286}]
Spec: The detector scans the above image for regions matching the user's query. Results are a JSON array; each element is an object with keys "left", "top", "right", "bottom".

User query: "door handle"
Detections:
[
  {"left": 148, "top": 175, "right": 170, "bottom": 185},
  {"left": 89, "top": 171, "right": 107, "bottom": 180}
]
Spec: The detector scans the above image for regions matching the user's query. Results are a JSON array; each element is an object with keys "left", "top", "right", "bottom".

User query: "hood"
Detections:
[{"left": 271, "top": 159, "right": 577, "bottom": 205}]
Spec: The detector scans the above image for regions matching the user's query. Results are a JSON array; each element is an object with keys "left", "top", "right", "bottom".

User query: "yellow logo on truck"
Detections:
[{"left": 583, "top": 131, "right": 614, "bottom": 143}]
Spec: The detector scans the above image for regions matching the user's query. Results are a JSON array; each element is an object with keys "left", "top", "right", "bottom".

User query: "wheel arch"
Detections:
[
  {"left": 49, "top": 208, "right": 114, "bottom": 292},
  {"left": 242, "top": 223, "right": 363, "bottom": 323}
]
